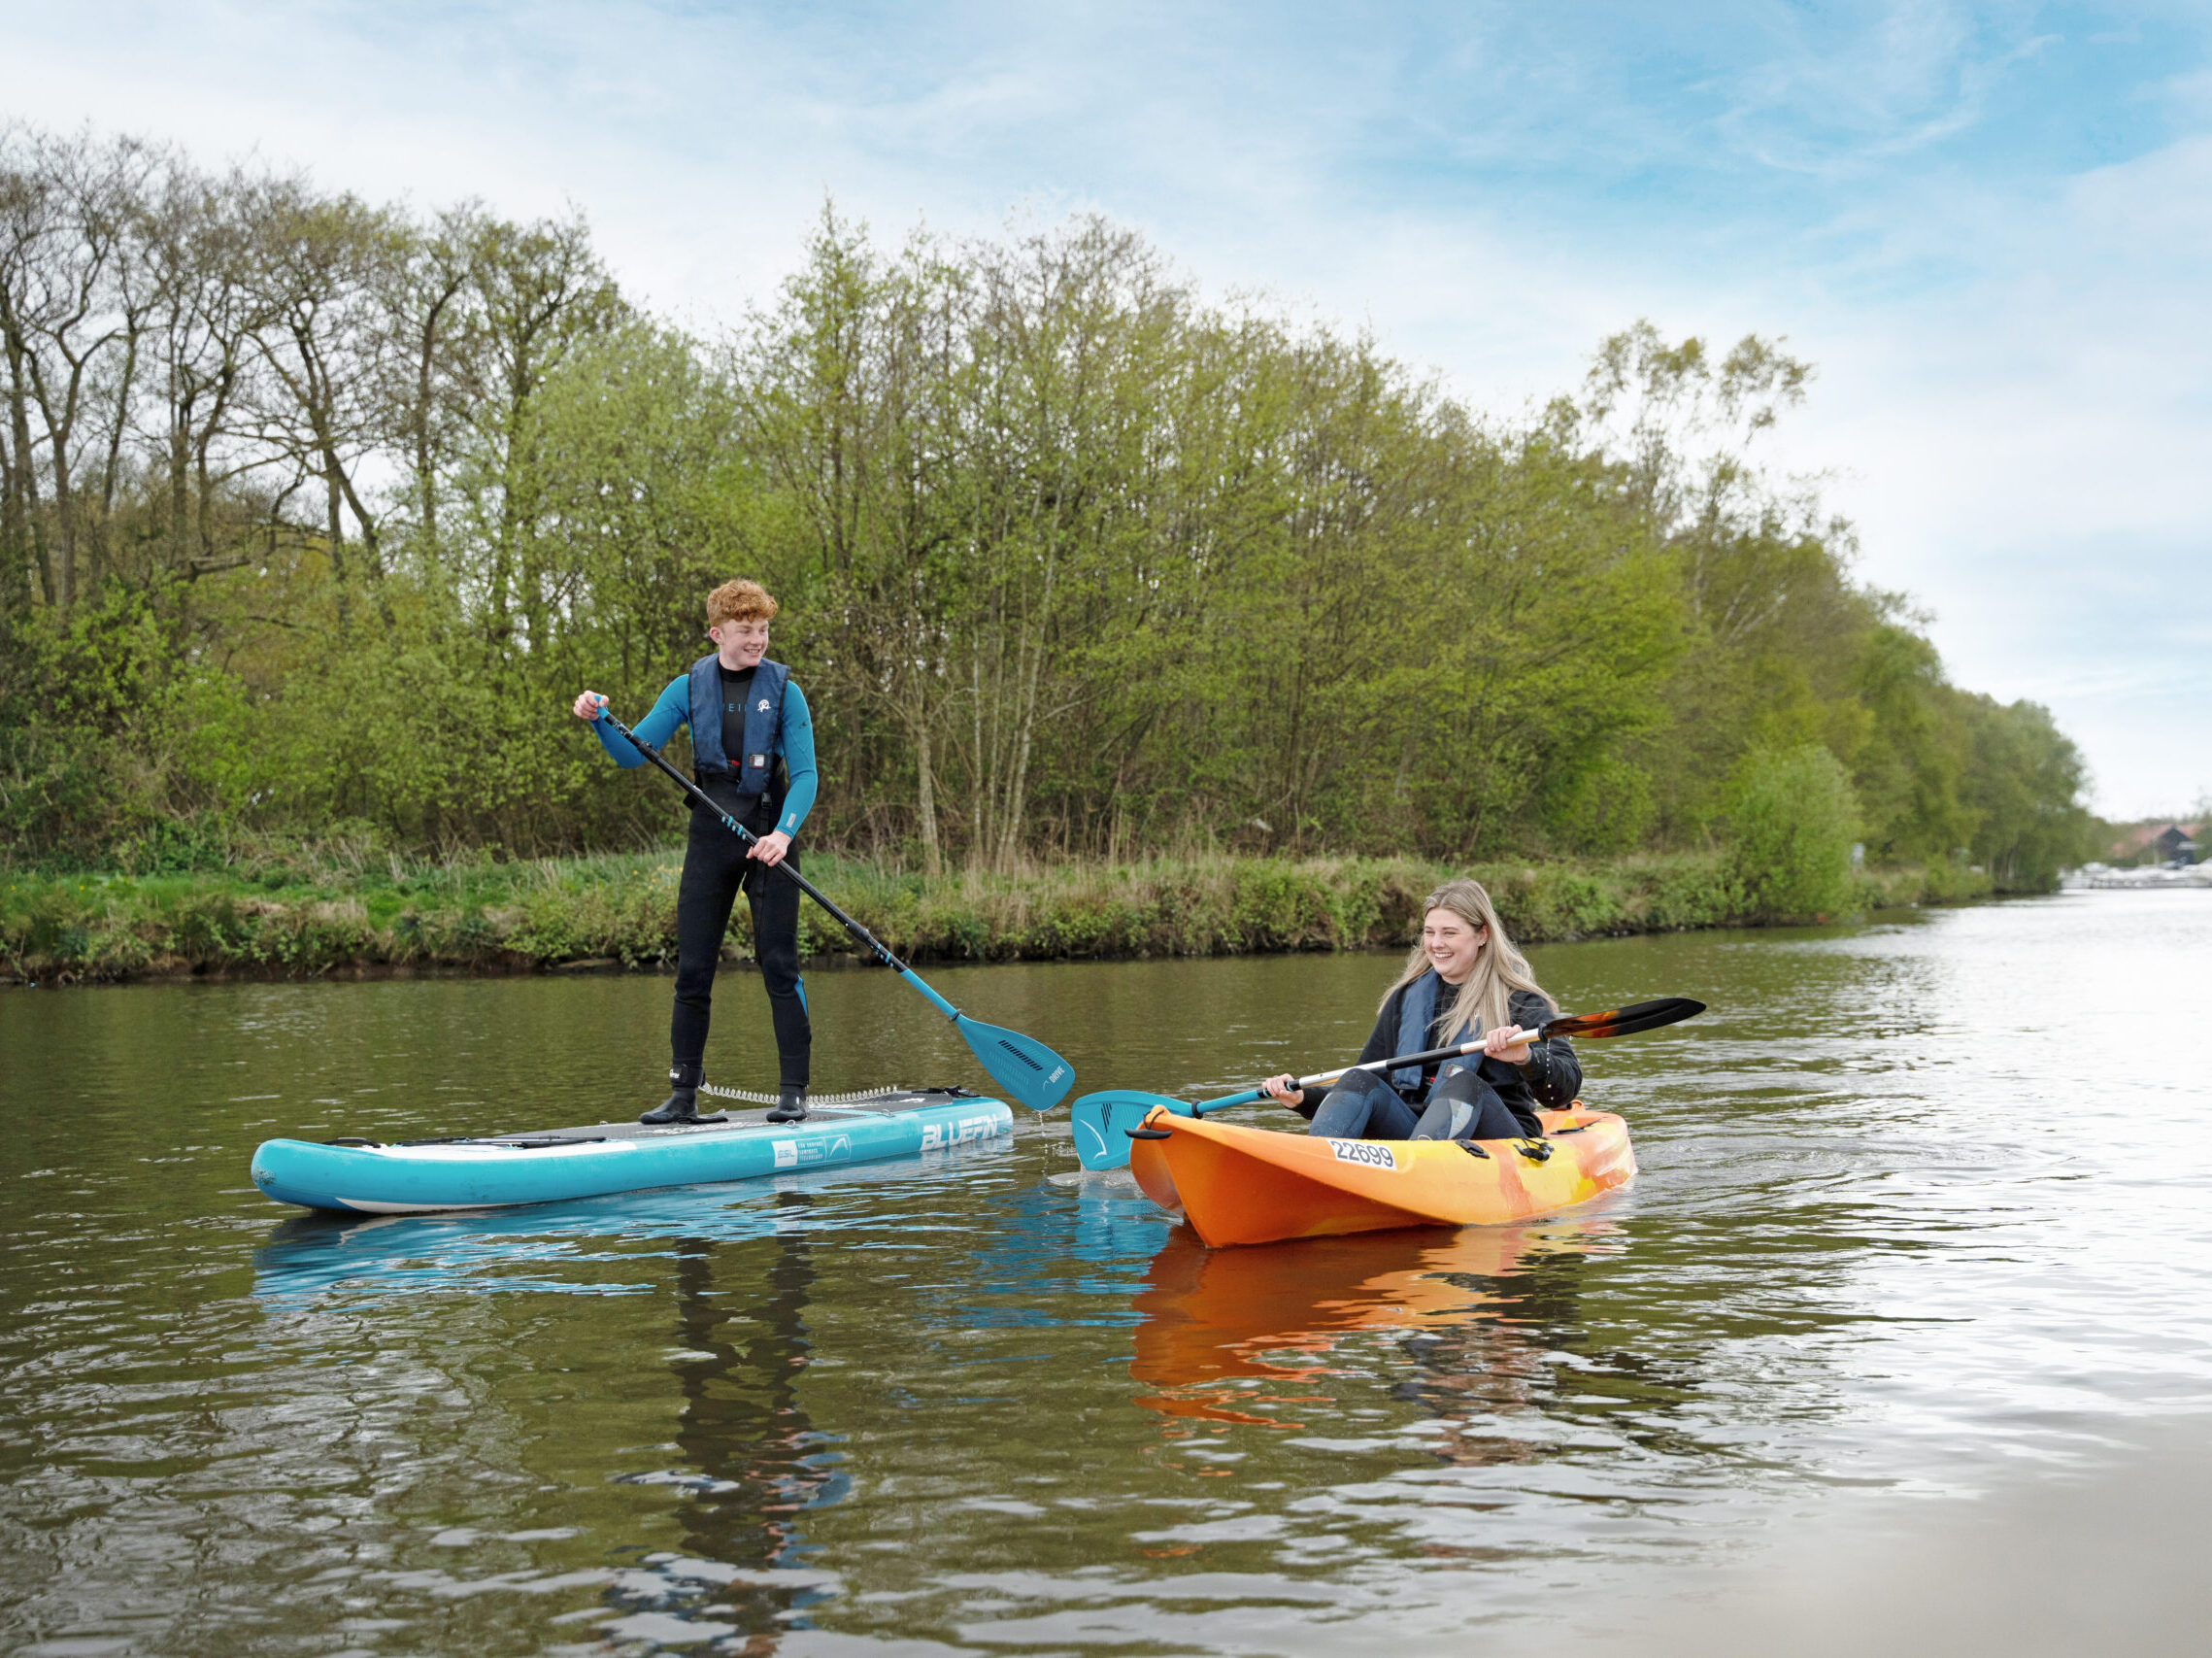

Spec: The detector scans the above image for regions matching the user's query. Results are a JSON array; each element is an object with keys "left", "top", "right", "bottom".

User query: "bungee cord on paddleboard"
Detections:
[{"left": 696, "top": 1082, "right": 905, "bottom": 1107}]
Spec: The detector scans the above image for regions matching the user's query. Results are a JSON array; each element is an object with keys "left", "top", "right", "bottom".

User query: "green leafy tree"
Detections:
[
  {"left": 1961, "top": 695, "right": 2095, "bottom": 891},
  {"left": 1727, "top": 743, "right": 1860, "bottom": 921},
  {"left": 0, "top": 122, "right": 2103, "bottom": 887}
]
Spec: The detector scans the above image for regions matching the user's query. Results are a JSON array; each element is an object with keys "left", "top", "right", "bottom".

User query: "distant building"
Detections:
[{"left": 2108, "top": 822, "right": 2202, "bottom": 866}]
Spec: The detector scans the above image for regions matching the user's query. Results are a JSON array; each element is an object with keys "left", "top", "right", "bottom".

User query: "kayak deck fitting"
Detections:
[
  {"left": 251, "top": 1087, "right": 1012, "bottom": 1214},
  {"left": 1127, "top": 1105, "right": 1634, "bottom": 1247}
]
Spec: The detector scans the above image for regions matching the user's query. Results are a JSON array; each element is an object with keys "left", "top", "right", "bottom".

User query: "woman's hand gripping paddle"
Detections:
[
  {"left": 1067, "top": 997, "right": 1704, "bottom": 1170},
  {"left": 592, "top": 706, "right": 1076, "bottom": 1111}
]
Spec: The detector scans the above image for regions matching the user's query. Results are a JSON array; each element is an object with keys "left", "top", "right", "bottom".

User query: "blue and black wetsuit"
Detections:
[{"left": 596, "top": 663, "right": 819, "bottom": 1090}]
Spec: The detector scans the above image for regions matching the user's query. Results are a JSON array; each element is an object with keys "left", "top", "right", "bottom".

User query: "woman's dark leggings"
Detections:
[
  {"left": 1307, "top": 1069, "right": 1422, "bottom": 1139},
  {"left": 1307, "top": 1064, "right": 1535, "bottom": 1141},
  {"left": 672, "top": 802, "right": 809, "bottom": 1091}
]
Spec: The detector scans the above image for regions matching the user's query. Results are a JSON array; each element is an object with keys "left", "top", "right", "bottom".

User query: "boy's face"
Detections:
[{"left": 710, "top": 618, "right": 771, "bottom": 666}]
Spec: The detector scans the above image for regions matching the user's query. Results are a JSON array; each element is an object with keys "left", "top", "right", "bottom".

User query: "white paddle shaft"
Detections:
[{"left": 1293, "top": 1033, "right": 1498, "bottom": 1089}]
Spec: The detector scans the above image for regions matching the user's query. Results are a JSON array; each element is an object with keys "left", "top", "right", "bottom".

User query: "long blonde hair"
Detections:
[{"left": 1379, "top": 877, "right": 1552, "bottom": 1044}]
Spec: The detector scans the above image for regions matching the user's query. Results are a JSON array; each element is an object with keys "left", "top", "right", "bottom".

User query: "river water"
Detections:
[{"left": 2, "top": 892, "right": 2208, "bottom": 1656}]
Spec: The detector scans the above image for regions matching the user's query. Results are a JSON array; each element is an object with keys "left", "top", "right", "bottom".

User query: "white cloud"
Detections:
[{"left": 1760, "top": 132, "right": 2212, "bottom": 815}]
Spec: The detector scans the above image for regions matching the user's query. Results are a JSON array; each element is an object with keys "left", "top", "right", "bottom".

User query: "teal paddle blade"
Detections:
[
  {"left": 956, "top": 1014, "right": 1075, "bottom": 1112},
  {"left": 1069, "top": 1090, "right": 1192, "bottom": 1170}
]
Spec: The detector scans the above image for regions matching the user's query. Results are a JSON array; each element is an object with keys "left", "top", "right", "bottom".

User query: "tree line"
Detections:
[{"left": 0, "top": 123, "right": 2095, "bottom": 891}]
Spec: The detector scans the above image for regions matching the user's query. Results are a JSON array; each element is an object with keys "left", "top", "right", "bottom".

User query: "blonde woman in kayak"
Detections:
[{"left": 1258, "top": 878, "right": 1582, "bottom": 1141}]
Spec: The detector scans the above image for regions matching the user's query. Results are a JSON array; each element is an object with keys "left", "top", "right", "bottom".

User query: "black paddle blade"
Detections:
[{"left": 1547, "top": 997, "right": 1706, "bottom": 1041}]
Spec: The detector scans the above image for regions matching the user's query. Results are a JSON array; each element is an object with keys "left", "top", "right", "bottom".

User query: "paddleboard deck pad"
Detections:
[{"left": 251, "top": 1087, "right": 1012, "bottom": 1214}]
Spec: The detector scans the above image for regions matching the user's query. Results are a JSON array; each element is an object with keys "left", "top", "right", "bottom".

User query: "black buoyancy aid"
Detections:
[{"left": 687, "top": 654, "right": 789, "bottom": 796}]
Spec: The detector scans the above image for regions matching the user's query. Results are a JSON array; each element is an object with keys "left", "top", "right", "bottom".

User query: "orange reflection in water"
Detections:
[{"left": 1130, "top": 1218, "right": 1622, "bottom": 1432}]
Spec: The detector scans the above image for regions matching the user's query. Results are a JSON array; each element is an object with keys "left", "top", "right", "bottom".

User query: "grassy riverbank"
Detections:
[{"left": 0, "top": 846, "right": 1994, "bottom": 985}]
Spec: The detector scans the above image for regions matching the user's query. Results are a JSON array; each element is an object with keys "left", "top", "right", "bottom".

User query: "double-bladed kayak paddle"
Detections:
[
  {"left": 1068, "top": 996, "right": 1705, "bottom": 1170},
  {"left": 593, "top": 706, "right": 1076, "bottom": 1111}
]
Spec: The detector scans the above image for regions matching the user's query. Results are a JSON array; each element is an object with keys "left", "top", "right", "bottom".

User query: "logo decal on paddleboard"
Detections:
[
  {"left": 1328, "top": 1139, "right": 1399, "bottom": 1171},
  {"left": 921, "top": 1114, "right": 1003, "bottom": 1151},
  {"left": 772, "top": 1135, "right": 853, "bottom": 1169}
]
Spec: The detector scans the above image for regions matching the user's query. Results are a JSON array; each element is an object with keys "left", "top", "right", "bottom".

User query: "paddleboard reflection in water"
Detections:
[
  {"left": 256, "top": 1191, "right": 851, "bottom": 1641},
  {"left": 1128, "top": 1219, "right": 1626, "bottom": 1437}
]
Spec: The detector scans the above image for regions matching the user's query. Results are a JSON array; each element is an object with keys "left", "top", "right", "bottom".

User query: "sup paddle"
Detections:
[
  {"left": 591, "top": 705, "right": 1076, "bottom": 1111},
  {"left": 1068, "top": 996, "right": 1704, "bottom": 1170}
]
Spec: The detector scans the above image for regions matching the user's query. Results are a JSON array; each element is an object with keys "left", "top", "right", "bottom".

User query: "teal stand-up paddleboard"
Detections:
[{"left": 251, "top": 1087, "right": 1011, "bottom": 1214}]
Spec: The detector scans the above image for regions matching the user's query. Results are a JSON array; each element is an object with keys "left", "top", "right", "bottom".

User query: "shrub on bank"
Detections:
[
  {"left": 1726, "top": 745, "right": 1861, "bottom": 922},
  {"left": 1853, "top": 859, "right": 1994, "bottom": 907}
]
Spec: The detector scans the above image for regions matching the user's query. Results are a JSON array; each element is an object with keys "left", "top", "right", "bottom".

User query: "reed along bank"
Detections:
[{"left": 3, "top": 849, "right": 1996, "bottom": 985}]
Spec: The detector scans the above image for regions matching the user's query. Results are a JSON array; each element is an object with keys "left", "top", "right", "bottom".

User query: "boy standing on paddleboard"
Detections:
[{"left": 570, "top": 579, "right": 819, "bottom": 1125}]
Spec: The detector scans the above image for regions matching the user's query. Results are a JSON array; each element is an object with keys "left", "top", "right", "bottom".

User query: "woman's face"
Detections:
[{"left": 1422, "top": 908, "right": 1487, "bottom": 984}]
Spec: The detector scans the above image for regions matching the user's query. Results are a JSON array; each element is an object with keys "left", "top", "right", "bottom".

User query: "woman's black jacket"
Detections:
[{"left": 1285, "top": 984, "right": 1582, "bottom": 1120}]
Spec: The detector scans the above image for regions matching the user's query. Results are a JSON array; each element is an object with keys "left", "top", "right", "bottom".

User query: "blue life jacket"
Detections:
[
  {"left": 687, "top": 654, "right": 789, "bottom": 797},
  {"left": 1392, "top": 970, "right": 1438, "bottom": 1091},
  {"left": 1392, "top": 969, "right": 1482, "bottom": 1092}
]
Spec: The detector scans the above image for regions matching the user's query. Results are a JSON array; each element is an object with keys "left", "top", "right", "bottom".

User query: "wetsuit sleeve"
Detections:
[
  {"left": 1289, "top": 993, "right": 1398, "bottom": 1116},
  {"left": 1509, "top": 990, "right": 1582, "bottom": 1108},
  {"left": 772, "top": 681, "right": 818, "bottom": 836},
  {"left": 595, "top": 676, "right": 687, "bottom": 767}
]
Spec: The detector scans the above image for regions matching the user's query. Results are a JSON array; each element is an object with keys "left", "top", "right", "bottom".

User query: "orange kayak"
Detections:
[{"left": 1126, "top": 1105, "right": 1634, "bottom": 1247}]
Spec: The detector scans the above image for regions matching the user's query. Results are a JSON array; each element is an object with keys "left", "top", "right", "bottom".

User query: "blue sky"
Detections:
[{"left": 9, "top": 0, "right": 2207, "bottom": 817}]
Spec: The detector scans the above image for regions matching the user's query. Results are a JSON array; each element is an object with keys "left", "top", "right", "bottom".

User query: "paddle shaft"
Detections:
[
  {"left": 593, "top": 707, "right": 959, "bottom": 1022},
  {"left": 1190, "top": 1036, "right": 1491, "bottom": 1116},
  {"left": 1196, "top": 998, "right": 1706, "bottom": 1117},
  {"left": 1068, "top": 996, "right": 1701, "bottom": 1167}
]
